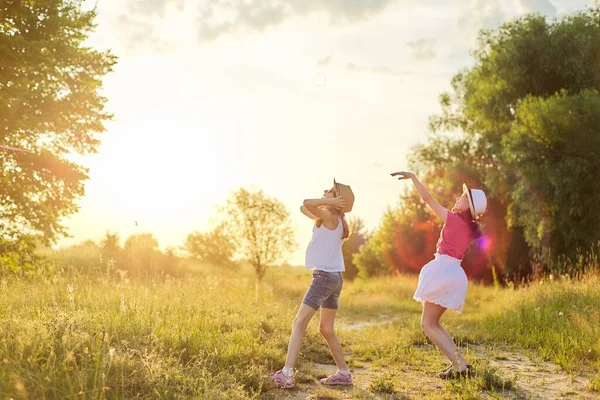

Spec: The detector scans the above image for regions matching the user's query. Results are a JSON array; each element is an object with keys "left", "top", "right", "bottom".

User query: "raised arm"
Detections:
[
  {"left": 303, "top": 197, "right": 345, "bottom": 221},
  {"left": 391, "top": 171, "right": 448, "bottom": 222},
  {"left": 300, "top": 205, "right": 318, "bottom": 220}
]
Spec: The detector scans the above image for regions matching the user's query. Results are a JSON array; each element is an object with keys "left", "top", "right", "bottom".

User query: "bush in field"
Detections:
[
  {"left": 46, "top": 233, "right": 186, "bottom": 278},
  {"left": 355, "top": 192, "right": 440, "bottom": 278},
  {"left": 0, "top": 235, "right": 44, "bottom": 276},
  {"left": 342, "top": 217, "right": 367, "bottom": 280},
  {"left": 184, "top": 224, "right": 237, "bottom": 269},
  {"left": 354, "top": 234, "right": 390, "bottom": 279},
  {"left": 52, "top": 240, "right": 103, "bottom": 275}
]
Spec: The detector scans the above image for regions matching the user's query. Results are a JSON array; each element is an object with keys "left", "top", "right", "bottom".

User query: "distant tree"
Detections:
[
  {"left": 222, "top": 189, "right": 295, "bottom": 282},
  {"left": 100, "top": 231, "right": 122, "bottom": 261},
  {"left": 342, "top": 216, "right": 367, "bottom": 280},
  {"left": 184, "top": 224, "right": 237, "bottom": 269},
  {"left": 354, "top": 233, "right": 390, "bottom": 279},
  {"left": 51, "top": 239, "right": 102, "bottom": 275},
  {"left": 124, "top": 233, "right": 160, "bottom": 276}
]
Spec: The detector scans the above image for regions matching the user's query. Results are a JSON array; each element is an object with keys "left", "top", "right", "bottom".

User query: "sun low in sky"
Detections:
[{"left": 60, "top": 0, "right": 590, "bottom": 264}]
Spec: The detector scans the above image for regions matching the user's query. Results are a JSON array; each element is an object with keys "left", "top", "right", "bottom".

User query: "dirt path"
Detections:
[
  {"left": 270, "top": 319, "right": 594, "bottom": 399},
  {"left": 474, "top": 346, "right": 593, "bottom": 399}
]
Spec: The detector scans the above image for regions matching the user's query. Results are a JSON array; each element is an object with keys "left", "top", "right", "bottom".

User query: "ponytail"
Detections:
[
  {"left": 471, "top": 219, "right": 483, "bottom": 240},
  {"left": 341, "top": 214, "right": 349, "bottom": 240},
  {"left": 458, "top": 210, "right": 483, "bottom": 240}
]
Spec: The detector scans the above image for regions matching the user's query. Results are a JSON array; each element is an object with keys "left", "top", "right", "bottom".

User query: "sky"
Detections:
[{"left": 59, "top": 0, "right": 593, "bottom": 264}]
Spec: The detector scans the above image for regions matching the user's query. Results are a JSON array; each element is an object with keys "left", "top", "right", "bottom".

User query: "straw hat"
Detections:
[
  {"left": 463, "top": 183, "right": 487, "bottom": 221},
  {"left": 334, "top": 179, "right": 354, "bottom": 213}
]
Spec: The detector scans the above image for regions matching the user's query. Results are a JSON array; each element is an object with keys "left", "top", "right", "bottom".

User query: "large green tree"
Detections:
[
  {"left": 505, "top": 90, "right": 600, "bottom": 258},
  {"left": 414, "top": 8, "right": 600, "bottom": 275},
  {"left": 0, "top": 1, "right": 116, "bottom": 253},
  {"left": 360, "top": 8, "right": 600, "bottom": 280}
]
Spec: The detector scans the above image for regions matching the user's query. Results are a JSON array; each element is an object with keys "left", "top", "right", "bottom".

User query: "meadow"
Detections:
[{"left": 1, "top": 260, "right": 599, "bottom": 399}]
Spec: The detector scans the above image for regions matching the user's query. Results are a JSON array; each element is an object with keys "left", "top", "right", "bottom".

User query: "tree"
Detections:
[
  {"left": 51, "top": 239, "right": 102, "bottom": 275},
  {"left": 354, "top": 190, "right": 439, "bottom": 278},
  {"left": 342, "top": 216, "right": 367, "bottom": 280},
  {"left": 184, "top": 224, "right": 237, "bottom": 269},
  {"left": 222, "top": 189, "right": 295, "bottom": 282},
  {"left": 99, "top": 231, "right": 124, "bottom": 279},
  {"left": 0, "top": 1, "right": 117, "bottom": 253},
  {"left": 100, "top": 232, "right": 122, "bottom": 262},
  {"left": 411, "top": 7, "right": 600, "bottom": 277},
  {"left": 124, "top": 233, "right": 160, "bottom": 276},
  {"left": 504, "top": 90, "right": 600, "bottom": 260}
]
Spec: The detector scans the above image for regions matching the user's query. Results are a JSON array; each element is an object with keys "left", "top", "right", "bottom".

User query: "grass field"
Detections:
[{"left": 1, "top": 264, "right": 599, "bottom": 399}]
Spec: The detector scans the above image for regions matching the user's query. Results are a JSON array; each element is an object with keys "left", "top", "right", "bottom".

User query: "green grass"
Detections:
[
  {"left": 0, "top": 273, "right": 298, "bottom": 399},
  {"left": 368, "top": 372, "right": 396, "bottom": 394},
  {"left": 467, "top": 274, "right": 600, "bottom": 373},
  {"left": 0, "top": 266, "right": 599, "bottom": 398}
]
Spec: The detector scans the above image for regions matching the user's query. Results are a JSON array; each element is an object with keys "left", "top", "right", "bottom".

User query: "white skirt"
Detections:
[{"left": 413, "top": 253, "right": 468, "bottom": 313}]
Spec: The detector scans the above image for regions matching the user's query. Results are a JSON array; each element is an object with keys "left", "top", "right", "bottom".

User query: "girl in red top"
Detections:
[{"left": 392, "top": 171, "right": 487, "bottom": 379}]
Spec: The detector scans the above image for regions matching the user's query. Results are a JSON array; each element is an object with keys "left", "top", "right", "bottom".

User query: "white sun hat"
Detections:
[{"left": 463, "top": 183, "right": 487, "bottom": 221}]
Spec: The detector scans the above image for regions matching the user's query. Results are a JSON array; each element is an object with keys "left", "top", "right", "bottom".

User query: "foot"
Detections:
[
  {"left": 269, "top": 369, "right": 294, "bottom": 388},
  {"left": 320, "top": 371, "right": 353, "bottom": 386},
  {"left": 439, "top": 364, "right": 473, "bottom": 380}
]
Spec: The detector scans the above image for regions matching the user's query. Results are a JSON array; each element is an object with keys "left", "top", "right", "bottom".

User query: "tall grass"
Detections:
[
  {"left": 471, "top": 274, "right": 600, "bottom": 374},
  {"left": 0, "top": 272, "right": 307, "bottom": 399},
  {"left": 1, "top": 259, "right": 600, "bottom": 398}
]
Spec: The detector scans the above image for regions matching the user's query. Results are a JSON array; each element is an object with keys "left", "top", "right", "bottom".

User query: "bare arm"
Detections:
[
  {"left": 303, "top": 197, "right": 345, "bottom": 221},
  {"left": 391, "top": 171, "right": 448, "bottom": 222},
  {"left": 300, "top": 205, "right": 318, "bottom": 220}
]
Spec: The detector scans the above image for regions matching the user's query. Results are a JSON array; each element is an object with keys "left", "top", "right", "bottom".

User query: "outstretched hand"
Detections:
[{"left": 391, "top": 171, "right": 415, "bottom": 180}]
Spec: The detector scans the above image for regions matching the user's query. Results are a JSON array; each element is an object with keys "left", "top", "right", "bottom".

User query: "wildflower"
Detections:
[
  {"left": 67, "top": 284, "right": 74, "bottom": 304},
  {"left": 120, "top": 294, "right": 126, "bottom": 312}
]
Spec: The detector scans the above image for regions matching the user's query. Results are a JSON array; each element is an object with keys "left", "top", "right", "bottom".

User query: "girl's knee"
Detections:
[
  {"left": 293, "top": 314, "right": 311, "bottom": 329},
  {"left": 319, "top": 323, "right": 335, "bottom": 339},
  {"left": 420, "top": 318, "right": 438, "bottom": 332}
]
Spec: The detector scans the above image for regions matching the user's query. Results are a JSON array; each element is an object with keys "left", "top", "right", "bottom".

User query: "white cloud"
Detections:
[
  {"left": 513, "top": 0, "right": 557, "bottom": 17},
  {"left": 345, "top": 62, "right": 410, "bottom": 77},
  {"left": 114, "top": 0, "right": 403, "bottom": 48},
  {"left": 406, "top": 38, "right": 437, "bottom": 60},
  {"left": 129, "top": 0, "right": 185, "bottom": 16},
  {"left": 316, "top": 54, "right": 334, "bottom": 67},
  {"left": 457, "top": 0, "right": 507, "bottom": 38}
]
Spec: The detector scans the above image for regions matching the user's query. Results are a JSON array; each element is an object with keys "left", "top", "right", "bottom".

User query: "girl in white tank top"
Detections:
[
  {"left": 270, "top": 179, "right": 355, "bottom": 389},
  {"left": 305, "top": 215, "right": 345, "bottom": 272}
]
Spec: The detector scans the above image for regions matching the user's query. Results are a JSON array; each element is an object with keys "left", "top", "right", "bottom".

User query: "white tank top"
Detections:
[{"left": 305, "top": 218, "right": 345, "bottom": 272}]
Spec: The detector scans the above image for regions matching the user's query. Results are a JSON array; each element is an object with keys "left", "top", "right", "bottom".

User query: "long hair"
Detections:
[
  {"left": 457, "top": 209, "right": 483, "bottom": 240},
  {"left": 316, "top": 208, "right": 349, "bottom": 239}
]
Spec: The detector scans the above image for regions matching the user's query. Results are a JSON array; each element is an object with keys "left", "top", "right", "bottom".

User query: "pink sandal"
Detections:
[
  {"left": 269, "top": 370, "right": 294, "bottom": 388},
  {"left": 320, "top": 371, "right": 353, "bottom": 386}
]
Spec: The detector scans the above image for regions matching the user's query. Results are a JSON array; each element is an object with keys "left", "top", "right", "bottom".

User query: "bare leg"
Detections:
[
  {"left": 421, "top": 302, "right": 469, "bottom": 370},
  {"left": 319, "top": 307, "right": 349, "bottom": 371},
  {"left": 284, "top": 304, "right": 317, "bottom": 370}
]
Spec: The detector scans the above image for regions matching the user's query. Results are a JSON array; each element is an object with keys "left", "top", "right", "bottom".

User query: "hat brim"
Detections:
[
  {"left": 334, "top": 178, "right": 354, "bottom": 213},
  {"left": 463, "top": 183, "right": 476, "bottom": 221}
]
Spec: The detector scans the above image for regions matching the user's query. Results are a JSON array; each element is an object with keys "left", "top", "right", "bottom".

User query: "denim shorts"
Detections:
[{"left": 302, "top": 270, "right": 344, "bottom": 310}]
